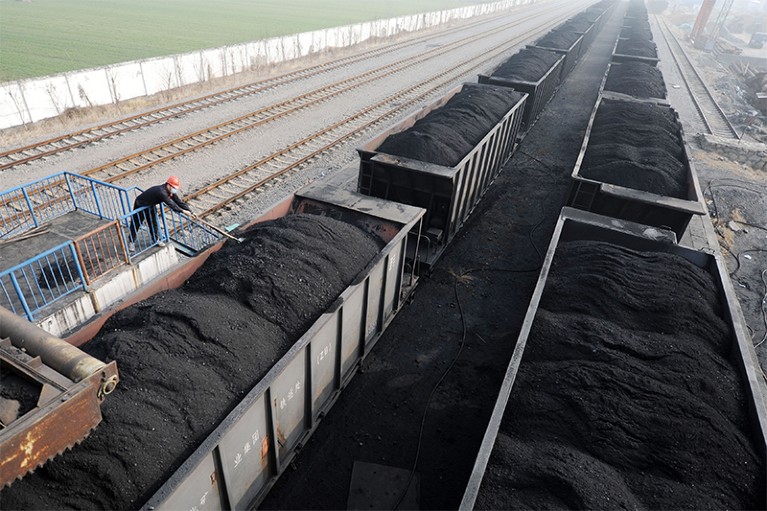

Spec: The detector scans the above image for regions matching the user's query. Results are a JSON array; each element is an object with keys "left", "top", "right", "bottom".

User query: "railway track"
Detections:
[
  {"left": 184, "top": 6, "right": 589, "bottom": 218},
  {"left": 654, "top": 16, "right": 739, "bottom": 139},
  {"left": 0, "top": 10, "right": 515, "bottom": 172},
  {"left": 77, "top": 12, "right": 541, "bottom": 185},
  {"left": 2, "top": 0, "right": 587, "bottom": 224}
]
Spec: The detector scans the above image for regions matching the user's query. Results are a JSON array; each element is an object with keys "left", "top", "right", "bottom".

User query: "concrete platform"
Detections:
[{"left": 1, "top": 210, "right": 182, "bottom": 337}]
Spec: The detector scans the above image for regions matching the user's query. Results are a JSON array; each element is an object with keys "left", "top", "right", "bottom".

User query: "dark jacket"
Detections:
[{"left": 133, "top": 184, "right": 191, "bottom": 214}]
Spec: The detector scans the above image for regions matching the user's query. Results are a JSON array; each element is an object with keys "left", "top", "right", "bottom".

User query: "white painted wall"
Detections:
[{"left": 0, "top": 0, "right": 535, "bottom": 131}]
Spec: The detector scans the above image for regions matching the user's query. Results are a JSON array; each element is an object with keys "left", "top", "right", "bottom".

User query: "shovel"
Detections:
[{"left": 188, "top": 214, "right": 244, "bottom": 243}]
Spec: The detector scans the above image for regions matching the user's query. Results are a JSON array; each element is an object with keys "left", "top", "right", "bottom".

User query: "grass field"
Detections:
[{"left": 0, "top": 0, "right": 488, "bottom": 82}]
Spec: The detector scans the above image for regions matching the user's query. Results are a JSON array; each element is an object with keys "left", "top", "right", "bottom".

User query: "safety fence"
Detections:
[{"left": 0, "top": 173, "right": 221, "bottom": 320}]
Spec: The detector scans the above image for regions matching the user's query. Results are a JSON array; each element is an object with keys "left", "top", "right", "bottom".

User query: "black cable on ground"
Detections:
[
  {"left": 392, "top": 211, "right": 547, "bottom": 509},
  {"left": 705, "top": 180, "right": 767, "bottom": 233},
  {"left": 754, "top": 269, "right": 767, "bottom": 350},
  {"left": 392, "top": 274, "right": 468, "bottom": 511}
]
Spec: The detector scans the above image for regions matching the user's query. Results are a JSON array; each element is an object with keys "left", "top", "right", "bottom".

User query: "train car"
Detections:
[
  {"left": 356, "top": 82, "right": 527, "bottom": 269},
  {"left": 478, "top": 47, "right": 565, "bottom": 132},
  {"left": 461, "top": 207, "right": 767, "bottom": 509},
  {"left": 600, "top": 61, "right": 669, "bottom": 105},
  {"left": 0, "top": 179, "right": 425, "bottom": 510},
  {"left": 527, "top": 31, "right": 585, "bottom": 80},
  {"left": 567, "top": 96, "right": 706, "bottom": 238}
]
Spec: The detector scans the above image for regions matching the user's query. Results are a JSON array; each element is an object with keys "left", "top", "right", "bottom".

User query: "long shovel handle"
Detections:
[{"left": 187, "top": 214, "right": 242, "bottom": 242}]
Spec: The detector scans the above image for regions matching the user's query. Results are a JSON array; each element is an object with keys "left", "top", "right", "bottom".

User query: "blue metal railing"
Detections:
[
  {"left": 0, "top": 172, "right": 132, "bottom": 239},
  {"left": 1, "top": 173, "right": 222, "bottom": 321},
  {"left": 0, "top": 241, "right": 86, "bottom": 320},
  {"left": 117, "top": 205, "right": 220, "bottom": 259}
]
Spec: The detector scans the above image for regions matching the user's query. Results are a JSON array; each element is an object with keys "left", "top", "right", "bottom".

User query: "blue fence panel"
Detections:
[
  {"left": 0, "top": 241, "right": 86, "bottom": 320},
  {"left": 162, "top": 207, "right": 220, "bottom": 252},
  {"left": 0, "top": 173, "right": 74, "bottom": 238},
  {"left": 1, "top": 172, "right": 134, "bottom": 240},
  {"left": 66, "top": 174, "right": 132, "bottom": 220},
  {"left": 119, "top": 205, "right": 222, "bottom": 260},
  {"left": 0, "top": 187, "right": 36, "bottom": 238}
]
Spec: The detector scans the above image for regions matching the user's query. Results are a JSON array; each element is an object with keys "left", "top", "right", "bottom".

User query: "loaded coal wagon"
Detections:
[
  {"left": 461, "top": 207, "right": 767, "bottom": 509},
  {"left": 357, "top": 82, "right": 526, "bottom": 268},
  {"left": 1, "top": 179, "right": 425, "bottom": 510},
  {"left": 567, "top": 96, "right": 706, "bottom": 238}
]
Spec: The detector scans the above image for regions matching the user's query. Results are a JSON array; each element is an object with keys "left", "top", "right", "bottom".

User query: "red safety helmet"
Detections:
[{"left": 166, "top": 176, "right": 181, "bottom": 189}]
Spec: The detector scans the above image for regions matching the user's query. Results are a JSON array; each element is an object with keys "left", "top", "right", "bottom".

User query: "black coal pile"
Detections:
[
  {"left": 616, "top": 37, "right": 658, "bottom": 58},
  {"left": 377, "top": 85, "right": 525, "bottom": 167},
  {"left": 535, "top": 30, "right": 581, "bottom": 50},
  {"left": 605, "top": 61, "right": 666, "bottom": 99},
  {"left": 580, "top": 99, "right": 687, "bottom": 198},
  {"left": 1, "top": 214, "right": 384, "bottom": 510},
  {"left": 572, "top": 8, "right": 602, "bottom": 24},
  {"left": 560, "top": 19, "right": 592, "bottom": 34},
  {"left": 490, "top": 47, "right": 562, "bottom": 82},
  {"left": 621, "top": 24, "right": 653, "bottom": 40},
  {"left": 476, "top": 240, "right": 765, "bottom": 510},
  {"left": 0, "top": 371, "right": 38, "bottom": 425}
]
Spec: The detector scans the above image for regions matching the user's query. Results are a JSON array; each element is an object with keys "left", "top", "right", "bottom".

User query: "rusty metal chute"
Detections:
[{"left": 0, "top": 306, "right": 118, "bottom": 487}]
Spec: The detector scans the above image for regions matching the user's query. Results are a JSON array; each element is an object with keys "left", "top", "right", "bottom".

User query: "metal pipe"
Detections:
[{"left": 0, "top": 307, "right": 106, "bottom": 383}]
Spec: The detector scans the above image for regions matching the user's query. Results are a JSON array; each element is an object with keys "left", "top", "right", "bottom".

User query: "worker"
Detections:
[{"left": 127, "top": 176, "right": 196, "bottom": 250}]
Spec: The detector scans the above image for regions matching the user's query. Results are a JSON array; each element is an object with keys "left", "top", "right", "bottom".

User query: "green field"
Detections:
[{"left": 0, "top": 0, "right": 488, "bottom": 82}]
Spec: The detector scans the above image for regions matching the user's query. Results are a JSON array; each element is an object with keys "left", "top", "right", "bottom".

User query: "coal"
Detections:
[
  {"left": 560, "top": 19, "right": 592, "bottom": 34},
  {"left": 490, "top": 47, "right": 562, "bottom": 82},
  {"left": 621, "top": 25, "right": 653, "bottom": 40},
  {"left": 0, "top": 372, "right": 37, "bottom": 420},
  {"left": 0, "top": 214, "right": 384, "bottom": 510},
  {"left": 535, "top": 30, "right": 581, "bottom": 50},
  {"left": 572, "top": 8, "right": 602, "bottom": 24},
  {"left": 616, "top": 37, "right": 658, "bottom": 58},
  {"left": 604, "top": 61, "right": 667, "bottom": 99},
  {"left": 476, "top": 240, "right": 765, "bottom": 510},
  {"left": 580, "top": 99, "right": 687, "bottom": 198},
  {"left": 377, "top": 85, "right": 525, "bottom": 167}
]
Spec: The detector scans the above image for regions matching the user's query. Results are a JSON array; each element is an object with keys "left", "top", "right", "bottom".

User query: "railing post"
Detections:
[
  {"left": 159, "top": 206, "right": 170, "bottom": 242},
  {"left": 64, "top": 173, "right": 79, "bottom": 211},
  {"left": 69, "top": 242, "right": 89, "bottom": 290},
  {"left": 91, "top": 181, "right": 105, "bottom": 218},
  {"left": 9, "top": 273, "right": 34, "bottom": 321},
  {"left": 121, "top": 191, "right": 132, "bottom": 218},
  {"left": 21, "top": 188, "right": 39, "bottom": 229}
]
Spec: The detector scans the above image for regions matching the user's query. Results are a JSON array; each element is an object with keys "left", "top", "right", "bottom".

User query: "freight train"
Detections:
[{"left": 1, "top": 0, "right": 764, "bottom": 508}]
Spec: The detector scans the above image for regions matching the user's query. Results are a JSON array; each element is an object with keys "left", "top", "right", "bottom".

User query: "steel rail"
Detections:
[
  {"left": 73, "top": 6, "right": 552, "bottom": 185},
  {"left": 0, "top": 12, "right": 514, "bottom": 171},
  {"left": 186, "top": 4, "right": 586, "bottom": 218},
  {"left": 654, "top": 16, "right": 739, "bottom": 139}
]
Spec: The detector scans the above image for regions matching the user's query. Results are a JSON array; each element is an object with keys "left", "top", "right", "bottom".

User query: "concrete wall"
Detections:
[
  {"left": 0, "top": 0, "right": 535, "bottom": 130},
  {"left": 696, "top": 133, "right": 767, "bottom": 171}
]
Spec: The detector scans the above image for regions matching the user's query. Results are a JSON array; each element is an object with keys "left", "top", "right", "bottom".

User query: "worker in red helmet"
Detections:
[{"left": 127, "top": 176, "right": 196, "bottom": 251}]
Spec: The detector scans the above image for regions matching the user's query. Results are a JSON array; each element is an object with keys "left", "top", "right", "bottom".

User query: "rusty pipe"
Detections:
[{"left": 0, "top": 307, "right": 106, "bottom": 383}]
